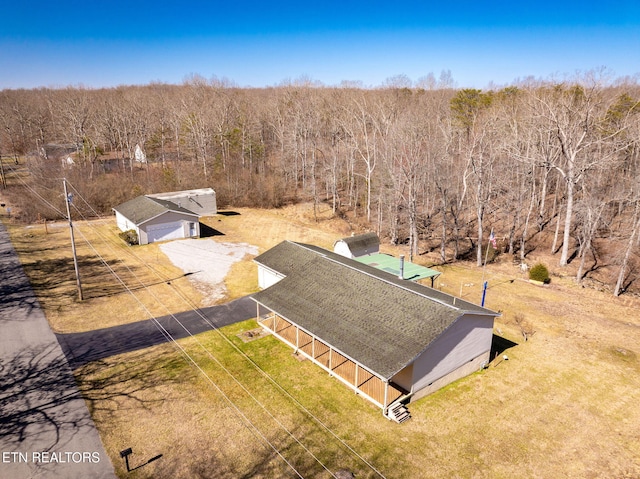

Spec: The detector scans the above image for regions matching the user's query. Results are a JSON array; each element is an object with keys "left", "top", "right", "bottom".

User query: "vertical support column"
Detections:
[
  {"left": 354, "top": 363, "right": 359, "bottom": 394},
  {"left": 383, "top": 381, "right": 389, "bottom": 411}
]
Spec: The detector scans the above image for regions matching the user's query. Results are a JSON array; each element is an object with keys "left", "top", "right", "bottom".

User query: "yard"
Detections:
[{"left": 6, "top": 203, "right": 640, "bottom": 478}]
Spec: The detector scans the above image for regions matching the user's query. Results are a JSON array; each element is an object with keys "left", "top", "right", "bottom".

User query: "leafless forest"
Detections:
[{"left": 1, "top": 71, "right": 639, "bottom": 296}]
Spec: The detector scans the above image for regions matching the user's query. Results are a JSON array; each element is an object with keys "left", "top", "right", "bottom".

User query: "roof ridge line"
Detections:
[
  {"left": 333, "top": 258, "right": 462, "bottom": 311},
  {"left": 289, "top": 240, "right": 495, "bottom": 315}
]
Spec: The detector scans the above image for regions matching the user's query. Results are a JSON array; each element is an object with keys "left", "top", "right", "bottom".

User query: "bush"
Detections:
[
  {"left": 529, "top": 263, "right": 550, "bottom": 283},
  {"left": 119, "top": 229, "right": 138, "bottom": 245}
]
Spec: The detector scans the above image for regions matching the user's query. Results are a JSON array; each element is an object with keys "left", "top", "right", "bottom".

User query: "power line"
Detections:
[
  {"left": 65, "top": 181, "right": 385, "bottom": 478},
  {"left": 64, "top": 184, "right": 336, "bottom": 477},
  {"left": 70, "top": 223, "right": 308, "bottom": 478},
  {"left": 17, "top": 174, "right": 387, "bottom": 477},
  {"left": 13, "top": 177, "right": 306, "bottom": 478}
]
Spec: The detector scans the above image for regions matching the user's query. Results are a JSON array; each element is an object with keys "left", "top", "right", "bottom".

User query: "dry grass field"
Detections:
[{"left": 5, "top": 203, "right": 640, "bottom": 478}]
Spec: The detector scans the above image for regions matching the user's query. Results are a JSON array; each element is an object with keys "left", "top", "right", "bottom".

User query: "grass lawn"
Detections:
[{"left": 5, "top": 203, "right": 640, "bottom": 478}]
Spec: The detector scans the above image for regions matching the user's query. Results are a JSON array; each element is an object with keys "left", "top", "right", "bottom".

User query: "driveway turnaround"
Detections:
[
  {"left": 0, "top": 222, "right": 117, "bottom": 479},
  {"left": 56, "top": 295, "right": 256, "bottom": 369}
]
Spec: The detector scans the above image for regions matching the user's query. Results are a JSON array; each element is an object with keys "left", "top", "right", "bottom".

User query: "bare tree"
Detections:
[{"left": 528, "top": 73, "right": 628, "bottom": 266}]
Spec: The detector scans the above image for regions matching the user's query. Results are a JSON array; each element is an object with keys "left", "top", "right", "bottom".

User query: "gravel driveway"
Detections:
[{"left": 159, "top": 238, "right": 258, "bottom": 305}]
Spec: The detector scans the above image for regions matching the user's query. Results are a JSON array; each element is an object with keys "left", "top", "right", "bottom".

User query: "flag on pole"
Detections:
[{"left": 489, "top": 231, "right": 497, "bottom": 249}]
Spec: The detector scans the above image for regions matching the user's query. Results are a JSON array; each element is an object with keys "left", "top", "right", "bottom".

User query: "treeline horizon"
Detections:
[{"left": 1, "top": 70, "right": 639, "bottom": 296}]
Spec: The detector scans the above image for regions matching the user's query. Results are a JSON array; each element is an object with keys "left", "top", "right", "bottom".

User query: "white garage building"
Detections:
[{"left": 113, "top": 195, "right": 201, "bottom": 245}]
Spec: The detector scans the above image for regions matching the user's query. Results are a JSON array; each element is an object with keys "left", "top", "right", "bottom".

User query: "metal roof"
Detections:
[
  {"left": 252, "top": 241, "right": 498, "bottom": 379},
  {"left": 113, "top": 196, "right": 199, "bottom": 226},
  {"left": 355, "top": 253, "right": 441, "bottom": 282},
  {"left": 146, "top": 188, "right": 217, "bottom": 216}
]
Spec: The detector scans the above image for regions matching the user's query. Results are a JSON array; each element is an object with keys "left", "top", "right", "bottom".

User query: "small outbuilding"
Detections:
[
  {"left": 252, "top": 241, "right": 499, "bottom": 422},
  {"left": 333, "top": 232, "right": 380, "bottom": 258},
  {"left": 334, "top": 232, "right": 440, "bottom": 286},
  {"left": 113, "top": 196, "right": 200, "bottom": 245}
]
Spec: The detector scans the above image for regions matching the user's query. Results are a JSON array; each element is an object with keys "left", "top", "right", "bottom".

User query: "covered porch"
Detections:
[{"left": 255, "top": 304, "right": 406, "bottom": 413}]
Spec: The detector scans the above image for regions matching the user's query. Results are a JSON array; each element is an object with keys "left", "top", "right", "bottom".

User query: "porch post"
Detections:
[{"left": 383, "top": 380, "right": 389, "bottom": 412}]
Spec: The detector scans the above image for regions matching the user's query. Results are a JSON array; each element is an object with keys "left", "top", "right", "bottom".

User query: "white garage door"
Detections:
[{"left": 146, "top": 222, "right": 184, "bottom": 243}]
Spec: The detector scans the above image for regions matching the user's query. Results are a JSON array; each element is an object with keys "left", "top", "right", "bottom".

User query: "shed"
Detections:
[
  {"left": 252, "top": 241, "right": 499, "bottom": 421},
  {"left": 146, "top": 188, "right": 216, "bottom": 216},
  {"left": 333, "top": 232, "right": 380, "bottom": 258},
  {"left": 113, "top": 196, "right": 200, "bottom": 245}
]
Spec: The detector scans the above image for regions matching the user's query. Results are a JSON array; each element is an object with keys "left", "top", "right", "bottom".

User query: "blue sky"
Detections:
[{"left": 1, "top": 1, "right": 639, "bottom": 89}]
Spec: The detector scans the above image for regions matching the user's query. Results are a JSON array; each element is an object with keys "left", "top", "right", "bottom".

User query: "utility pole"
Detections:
[
  {"left": 63, "top": 178, "right": 83, "bottom": 300},
  {"left": 0, "top": 155, "right": 6, "bottom": 189},
  {"left": 0, "top": 136, "right": 7, "bottom": 189},
  {"left": 480, "top": 229, "right": 495, "bottom": 307}
]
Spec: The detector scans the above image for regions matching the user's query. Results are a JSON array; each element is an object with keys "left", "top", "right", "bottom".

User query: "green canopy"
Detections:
[{"left": 355, "top": 253, "right": 441, "bottom": 283}]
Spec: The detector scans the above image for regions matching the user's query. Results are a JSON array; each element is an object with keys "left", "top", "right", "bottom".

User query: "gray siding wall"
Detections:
[
  {"left": 138, "top": 228, "right": 149, "bottom": 245},
  {"left": 182, "top": 193, "right": 216, "bottom": 216},
  {"left": 410, "top": 314, "right": 494, "bottom": 394},
  {"left": 409, "top": 351, "right": 490, "bottom": 402},
  {"left": 392, "top": 363, "right": 413, "bottom": 392}
]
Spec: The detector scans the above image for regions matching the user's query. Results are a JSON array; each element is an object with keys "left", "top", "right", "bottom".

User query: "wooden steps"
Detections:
[{"left": 386, "top": 402, "right": 411, "bottom": 423}]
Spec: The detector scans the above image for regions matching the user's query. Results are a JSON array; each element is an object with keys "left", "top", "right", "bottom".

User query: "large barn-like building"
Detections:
[
  {"left": 252, "top": 241, "right": 499, "bottom": 422},
  {"left": 146, "top": 188, "right": 217, "bottom": 217}
]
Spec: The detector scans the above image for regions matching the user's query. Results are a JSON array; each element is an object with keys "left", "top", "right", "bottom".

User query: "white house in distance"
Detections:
[
  {"left": 252, "top": 241, "right": 499, "bottom": 422},
  {"left": 113, "top": 188, "right": 216, "bottom": 245},
  {"left": 134, "top": 144, "right": 147, "bottom": 163}
]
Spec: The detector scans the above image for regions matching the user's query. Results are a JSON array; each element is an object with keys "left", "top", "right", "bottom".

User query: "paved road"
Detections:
[
  {"left": 56, "top": 296, "right": 256, "bottom": 369},
  {"left": 0, "top": 221, "right": 117, "bottom": 479}
]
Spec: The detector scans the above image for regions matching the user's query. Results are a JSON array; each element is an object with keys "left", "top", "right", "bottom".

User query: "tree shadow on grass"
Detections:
[
  {"left": 75, "top": 349, "right": 186, "bottom": 419},
  {"left": 0, "top": 344, "right": 183, "bottom": 452},
  {"left": 21, "top": 254, "right": 167, "bottom": 301}
]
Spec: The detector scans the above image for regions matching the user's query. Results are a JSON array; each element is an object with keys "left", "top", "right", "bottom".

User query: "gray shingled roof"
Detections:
[
  {"left": 253, "top": 241, "right": 321, "bottom": 276},
  {"left": 113, "top": 196, "right": 199, "bottom": 226},
  {"left": 252, "top": 241, "right": 498, "bottom": 379}
]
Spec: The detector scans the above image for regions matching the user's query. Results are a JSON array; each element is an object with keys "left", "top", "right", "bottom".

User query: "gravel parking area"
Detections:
[{"left": 159, "top": 239, "right": 258, "bottom": 305}]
